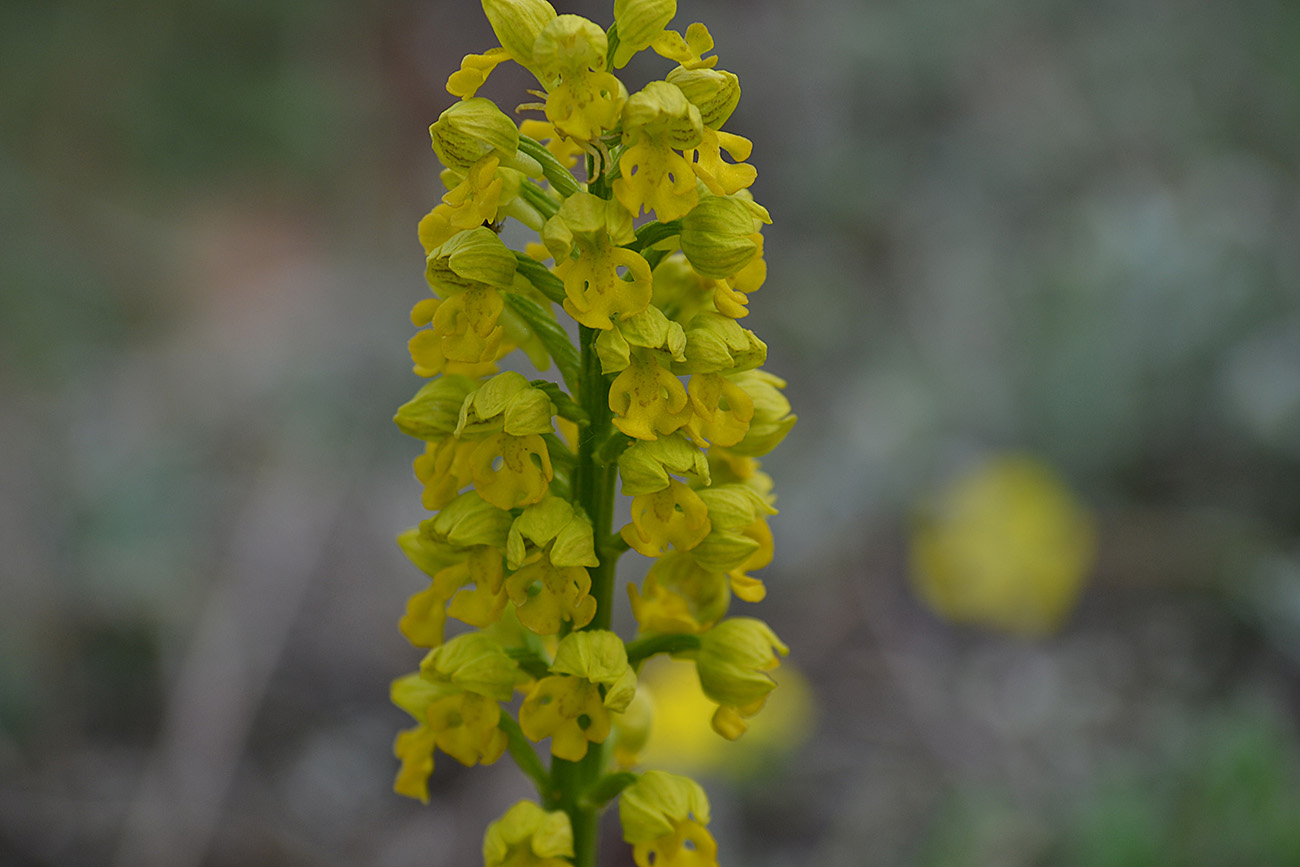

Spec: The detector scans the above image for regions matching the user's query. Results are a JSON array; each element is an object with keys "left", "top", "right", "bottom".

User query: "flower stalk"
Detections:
[{"left": 387, "top": 2, "right": 796, "bottom": 865}]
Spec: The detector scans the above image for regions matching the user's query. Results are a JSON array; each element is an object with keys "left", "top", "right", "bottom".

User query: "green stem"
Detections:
[
  {"left": 555, "top": 322, "right": 622, "bottom": 867},
  {"left": 624, "top": 633, "right": 702, "bottom": 669}
]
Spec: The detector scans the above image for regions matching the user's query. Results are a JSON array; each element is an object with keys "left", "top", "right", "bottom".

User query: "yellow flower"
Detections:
[
  {"left": 389, "top": 636, "right": 520, "bottom": 801},
  {"left": 519, "top": 631, "right": 635, "bottom": 759},
  {"left": 636, "top": 656, "right": 814, "bottom": 778},
  {"left": 438, "top": 545, "right": 509, "bottom": 629},
  {"left": 613, "top": 81, "right": 703, "bottom": 222},
  {"left": 483, "top": 801, "right": 574, "bottom": 867},
  {"left": 628, "top": 550, "right": 729, "bottom": 634},
  {"left": 533, "top": 15, "right": 627, "bottom": 142},
  {"left": 505, "top": 552, "right": 597, "bottom": 634},
  {"left": 686, "top": 372, "right": 754, "bottom": 447},
  {"left": 413, "top": 437, "right": 477, "bottom": 510},
  {"left": 651, "top": 21, "right": 719, "bottom": 70},
  {"left": 609, "top": 352, "right": 692, "bottom": 440},
  {"left": 621, "top": 479, "right": 712, "bottom": 557},
  {"left": 909, "top": 454, "right": 1095, "bottom": 637},
  {"left": 694, "top": 617, "right": 787, "bottom": 740},
  {"left": 392, "top": 723, "right": 438, "bottom": 803},
  {"left": 398, "top": 580, "right": 450, "bottom": 648},
  {"left": 544, "top": 192, "right": 653, "bottom": 329},
  {"left": 506, "top": 497, "right": 600, "bottom": 569},
  {"left": 689, "top": 128, "right": 756, "bottom": 196},
  {"left": 431, "top": 287, "right": 508, "bottom": 364},
  {"left": 470, "top": 431, "right": 554, "bottom": 510},
  {"left": 446, "top": 47, "right": 512, "bottom": 99},
  {"left": 619, "top": 771, "right": 717, "bottom": 867}
]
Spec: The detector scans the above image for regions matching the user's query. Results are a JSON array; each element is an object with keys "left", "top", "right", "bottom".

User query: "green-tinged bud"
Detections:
[
  {"left": 623, "top": 80, "right": 703, "bottom": 150},
  {"left": 456, "top": 371, "right": 555, "bottom": 437},
  {"left": 420, "top": 632, "right": 520, "bottom": 701},
  {"left": 697, "top": 484, "right": 777, "bottom": 530},
  {"left": 618, "top": 432, "right": 710, "bottom": 495},
  {"left": 482, "top": 800, "right": 574, "bottom": 867},
  {"left": 612, "top": 0, "right": 676, "bottom": 68},
  {"left": 426, "top": 226, "right": 518, "bottom": 296},
  {"left": 695, "top": 617, "right": 787, "bottom": 710},
  {"left": 391, "top": 671, "right": 458, "bottom": 722},
  {"left": 482, "top": 0, "right": 558, "bottom": 70},
  {"left": 679, "top": 194, "right": 768, "bottom": 279},
  {"left": 396, "top": 527, "right": 460, "bottom": 578},
  {"left": 595, "top": 306, "right": 687, "bottom": 373},
  {"left": 674, "top": 312, "right": 766, "bottom": 374},
  {"left": 394, "top": 375, "right": 478, "bottom": 439},
  {"left": 429, "top": 97, "right": 519, "bottom": 171},
  {"left": 551, "top": 630, "right": 637, "bottom": 711},
  {"left": 728, "top": 369, "right": 796, "bottom": 456},
  {"left": 689, "top": 530, "right": 761, "bottom": 572},
  {"left": 666, "top": 66, "right": 740, "bottom": 129},
  {"left": 533, "top": 14, "right": 608, "bottom": 77},
  {"left": 619, "top": 770, "right": 711, "bottom": 844},
  {"left": 421, "top": 491, "right": 513, "bottom": 550},
  {"left": 506, "top": 497, "right": 598, "bottom": 569}
]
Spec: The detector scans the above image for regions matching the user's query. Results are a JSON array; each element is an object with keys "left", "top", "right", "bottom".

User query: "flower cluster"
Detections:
[{"left": 389, "top": 1, "right": 794, "bottom": 864}]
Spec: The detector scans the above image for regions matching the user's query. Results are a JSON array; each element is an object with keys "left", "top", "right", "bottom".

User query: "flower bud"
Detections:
[
  {"left": 506, "top": 497, "right": 598, "bottom": 569},
  {"left": 396, "top": 526, "right": 460, "bottom": 578},
  {"left": 420, "top": 632, "right": 520, "bottom": 701},
  {"left": 618, "top": 432, "right": 710, "bottom": 496},
  {"left": 483, "top": 800, "right": 574, "bottom": 867},
  {"left": 429, "top": 97, "right": 519, "bottom": 171},
  {"left": 455, "top": 371, "right": 555, "bottom": 437},
  {"left": 666, "top": 66, "right": 740, "bottom": 129},
  {"left": 594, "top": 306, "right": 687, "bottom": 373},
  {"left": 533, "top": 14, "right": 608, "bottom": 78},
  {"left": 695, "top": 617, "right": 787, "bottom": 711},
  {"left": 618, "top": 770, "right": 710, "bottom": 844},
  {"left": 612, "top": 0, "right": 676, "bottom": 68},
  {"left": 482, "top": 0, "right": 558, "bottom": 70},
  {"left": 394, "top": 375, "right": 478, "bottom": 440},
  {"left": 674, "top": 312, "right": 766, "bottom": 374},
  {"left": 426, "top": 226, "right": 518, "bottom": 297},
  {"left": 689, "top": 530, "right": 760, "bottom": 572},
  {"left": 696, "top": 484, "right": 776, "bottom": 530},
  {"left": 622, "top": 80, "right": 703, "bottom": 150},
  {"left": 727, "top": 369, "right": 797, "bottom": 456},
  {"left": 551, "top": 630, "right": 637, "bottom": 711},
  {"left": 422, "top": 491, "right": 514, "bottom": 550},
  {"left": 679, "top": 194, "right": 768, "bottom": 279}
]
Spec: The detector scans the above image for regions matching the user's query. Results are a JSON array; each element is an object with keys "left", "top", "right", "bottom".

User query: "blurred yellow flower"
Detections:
[
  {"left": 635, "top": 656, "right": 813, "bottom": 777},
  {"left": 909, "top": 454, "right": 1096, "bottom": 637}
]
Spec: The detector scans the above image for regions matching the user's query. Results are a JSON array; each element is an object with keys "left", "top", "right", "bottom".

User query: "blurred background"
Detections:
[{"left": 3, "top": 0, "right": 1300, "bottom": 864}]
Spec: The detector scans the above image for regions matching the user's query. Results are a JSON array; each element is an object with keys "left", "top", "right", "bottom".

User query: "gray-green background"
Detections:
[{"left": 3, "top": 0, "right": 1300, "bottom": 864}]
